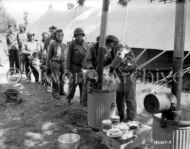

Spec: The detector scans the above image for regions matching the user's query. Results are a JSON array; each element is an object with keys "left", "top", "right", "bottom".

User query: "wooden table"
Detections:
[{"left": 99, "top": 123, "right": 152, "bottom": 149}]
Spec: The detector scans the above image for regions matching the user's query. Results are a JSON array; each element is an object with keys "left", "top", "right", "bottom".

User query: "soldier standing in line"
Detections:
[
  {"left": 43, "top": 26, "right": 57, "bottom": 54},
  {"left": 65, "top": 28, "right": 89, "bottom": 105},
  {"left": 43, "top": 26, "right": 57, "bottom": 91},
  {"left": 83, "top": 36, "right": 100, "bottom": 70},
  {"left": 22, "top": 33, "right": 41, "bottom": 82},
  {"left": 6, "top": 24, "right": 20, "bottom": 70},
  {"left": 17, "top": 24, "right": 27, "bottom": 73},
  {"left": 104, "top": 35, "right": 137, "bottom": 122},
  {"left": 46, "top": 29, "right": 66, "bottom": 99}
]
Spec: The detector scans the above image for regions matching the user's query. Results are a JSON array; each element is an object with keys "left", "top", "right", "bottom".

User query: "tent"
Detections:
[
  {"left": 61, "top": 1, "right": 190, "bottom": 73},
  {"left": 28, "top": 1, "right": 190, "bottom": 84},
  {"left": 93, "top": 2, "right": 189, "bottom": 49},
  {"left": 27, "top": 6, "right": 91, "bottom": 39}
]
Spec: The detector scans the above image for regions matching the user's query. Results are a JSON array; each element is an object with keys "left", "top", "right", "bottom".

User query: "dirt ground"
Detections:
[{"left": 0, "top": 59, "right": 154, "bottom": 149}]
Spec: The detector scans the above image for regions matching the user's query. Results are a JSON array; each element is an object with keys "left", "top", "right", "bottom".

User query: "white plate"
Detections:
[
  {"left": 106, "top": 131, "right": 123, "bottom": 138},
  {"left": 128, "top": 121, "right": 139, "bottom": 128}
]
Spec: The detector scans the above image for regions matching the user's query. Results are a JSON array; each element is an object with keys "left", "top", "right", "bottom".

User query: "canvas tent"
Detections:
[
  {"left": 62, "top": 1, "right": 190, "bottom": 72},
  {"left": 29, "top": 1, "right": 190, "bottom": 71},
  {"left": 89, "top": 2, "right": 190, "bottom": 49},
  {"left": 27, "top": 6, "right": 91, "bottom": 39},
  {"left": 28, "top": 1, "right": 190, "bottom": 51}
]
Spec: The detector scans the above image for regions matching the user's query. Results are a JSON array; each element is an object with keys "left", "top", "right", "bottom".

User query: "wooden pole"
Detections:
[
  {"left": 96, "top": 0, "right": 109, "bottom": 89},
  {"left": 172, "top": 0, "right": 186, "bottom": 110}
]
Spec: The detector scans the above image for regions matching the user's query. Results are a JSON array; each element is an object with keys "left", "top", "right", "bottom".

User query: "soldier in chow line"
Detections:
[
  {"left": 65, "top": 27, "right": 89, "bottom": 105},
  {"left": 104, "top": 35, "right": 137, "bottom": 122},
  {"left": 46, "top": 29, "right": 66, "bottom": 99}
]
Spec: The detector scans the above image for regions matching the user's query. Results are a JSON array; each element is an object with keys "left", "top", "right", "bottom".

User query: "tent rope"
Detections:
[
  {"left": 137, "top": 50, "right": 166, "bottom": 69},
  {"left": 156, "top": 66, "right": 190, "bottom": 85},
  {"left": 121, "top": 2, "right": 128, "bottom": 41},
  {"left": 155, "top": 51, "right": 190, "bottom": 85},
  {"left": 183, "top": 50, "right": 190, "bottom": 60},
  {"left": 135, "top": 48, "right": 147, "bottom": 62}
]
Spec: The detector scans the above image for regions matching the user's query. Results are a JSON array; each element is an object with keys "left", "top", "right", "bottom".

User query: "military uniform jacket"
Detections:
[
  {"left": 104, "top": 43, "right": 136, "bottom": 82},
  {"left": 84, "top": 42, "right": 99, "bottom": 69},
  {"left": 6, "top": 33, "right": 18, "bottom": 51},
  {"left": 66, "top": 40, "right": 89, "bottom": 72},
  {"left": 46, "top": 40, "right": 66, "bottom": 66}
]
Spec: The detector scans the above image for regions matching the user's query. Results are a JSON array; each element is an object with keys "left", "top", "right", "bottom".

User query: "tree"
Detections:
[
  {"left": 0, "top": 1, "right": 16, "bottom": 33},
  {"left": 77, "top": 0, "right": 86, "bottom": 6}
]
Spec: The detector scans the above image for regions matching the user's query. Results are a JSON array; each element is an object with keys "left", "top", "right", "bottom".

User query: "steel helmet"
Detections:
[
  {"left": 74, "top": 28, "right": 85, "bottom": 37},
  {"left": 106, "top": 35, "right": 119, "bottom": 45}
]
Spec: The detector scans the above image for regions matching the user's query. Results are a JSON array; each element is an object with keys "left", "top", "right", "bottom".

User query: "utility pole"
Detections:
[
  {"left": 97, "top": 0, "right": 109, "bottom": 89},
  {"left": 172, "top": 0, "right": 186, "bottom": 110}
]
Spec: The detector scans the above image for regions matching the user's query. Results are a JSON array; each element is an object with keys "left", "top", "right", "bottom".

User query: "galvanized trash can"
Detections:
[
  {"left": 180, "top": 106, "right": 190, "bottom": 121},
  {"left": 153, "top": 113, "right": 190, "bottom": 149},
  {"left": 87, "top": 89, "right": 116, "bottom": 129}
]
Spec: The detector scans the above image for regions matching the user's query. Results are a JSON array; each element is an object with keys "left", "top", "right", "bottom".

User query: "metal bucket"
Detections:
[
  {"left": 58, "top": 133, "right": 80, "bottom": 149},
  {"left": 180, "top": 107, "right": 190, "bottom": 121},
  {"left": 153, "top": 113, "right": 190, "bottom": 149},
  {"left": 87, "top": 89, "right": 116, "bottom": 129},
  {"left": 144, "top": 93, "right": 177, "bottom": 114},
  {"left": 5, "top": 89, "right": 19, "bottom": 103}
]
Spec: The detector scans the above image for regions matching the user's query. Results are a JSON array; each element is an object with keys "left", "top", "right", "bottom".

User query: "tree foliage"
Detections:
[
  {"left": 0, "top": 1, "right": 16, "bottom": 33},
  {"left": 118, "top": 0, "right": 130, "bottom": 6},
  {"left": 77, "top": 0, "right": 180, "bottom": 7},
  {"left": 77, "top": 0, "right": 86, "bottom": 6}
]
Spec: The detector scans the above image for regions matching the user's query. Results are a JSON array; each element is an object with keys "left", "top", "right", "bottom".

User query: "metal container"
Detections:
[
  {"left": 102, "top": 119, "right": 112, "bottom": 132},
  {"left": 87, "top": 89, "right": 116, "bottom": 129},
  {"left": 153, "top": 113, "right": 190, "bottom": 149},
  {"left": 58, "top": 133, "right": 80, "bottom": 149},
  {"left": 5, "top": 89, "right": 19, "bottom": 103},
  {"left": 180, "top": 107, "right": 190, "bottom": 121},
  {"left": 110, "top": 115, "right": 120, "bottom": 127},
  {"left": 144, "top": 93, "right": 177, "bottom": 114}
]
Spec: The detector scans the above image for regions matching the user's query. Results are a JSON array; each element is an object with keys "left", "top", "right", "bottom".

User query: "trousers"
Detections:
[
  {"left": 116, "top": 74, "right": 137, "bottom": 121},
  {"left": 51, "top": 61, "right": 65, "bottom": 97},
  {"left": 66, "top": 64, "right": 83, "bottom": 103},
  {"left": 8, "top": 49, "right": 19, "bottom": 69}
]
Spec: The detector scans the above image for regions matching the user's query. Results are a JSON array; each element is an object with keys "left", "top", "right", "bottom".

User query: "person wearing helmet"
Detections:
[
  {"left": 104, "top": 35, "right": 137, "bottom": 122},
  {"left": 17, "top": 24, "right": 27, "bottom": 73},
  {"left": 65, "top": 27, "right": 89, "bottom": 105},
  {"left": 46, "top": 29, "right": 67, "bottom": 99}
]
